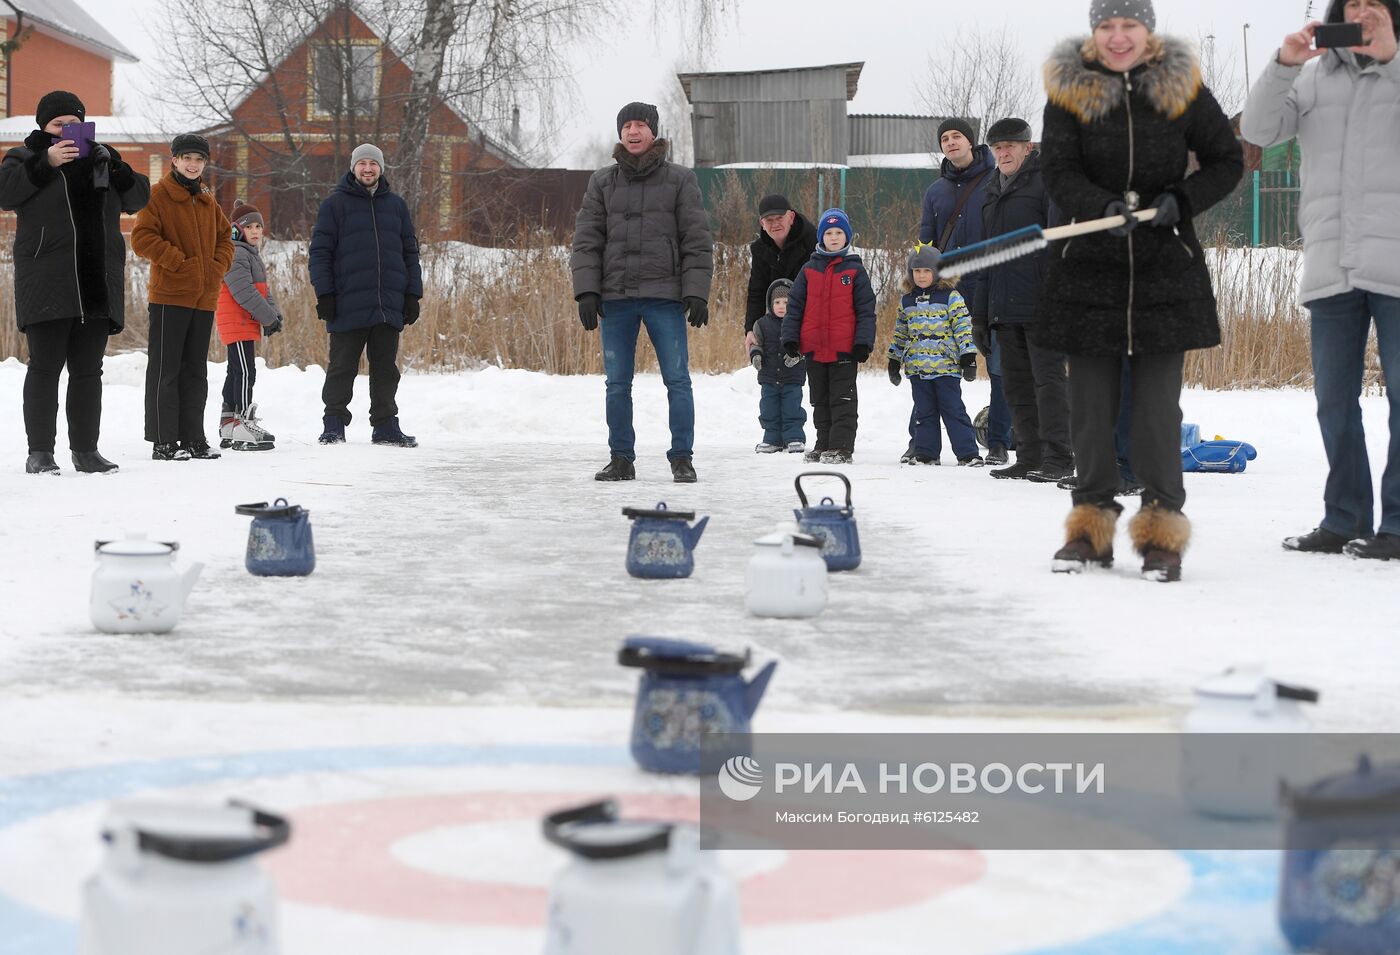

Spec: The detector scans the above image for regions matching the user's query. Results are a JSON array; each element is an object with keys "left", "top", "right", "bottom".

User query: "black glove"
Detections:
[
  {"left": 264, "top": 317, "right": 283, "bottom": 337},
  {"left": 750, "top": 353, "right": 763, "bottom": 371},
  {"left": 1104, "top": 200, "right": 1139, "bottom": 238},
  {"left": 685, "top": 297, "right": 709, "bottom": 328},
  {"left": 577, "top": 293, "right": 601, "bottom": 332},
  {"left": 960, "top": 353, "right": 978, "bottom": 382},
  {"left": 1147, "top": 192, "right": 1181, "bottom": 228},
  {"left": 403, "top": 295, "right": 421, "bottom": 326},
  {"left": 782, "top": 342, "right": 803, "bottom": 368},
  {"left": 887, "top": 358, "right": 902, "bottom": 386},
  {"left": 972, "top": 320, "right": 992, "bottom": 357},
  {"left": 316, "top": 294, "right": 336, "bottom": 323},
  {"left": 851, "top": 343, "right": 871, "bottom": 363}
]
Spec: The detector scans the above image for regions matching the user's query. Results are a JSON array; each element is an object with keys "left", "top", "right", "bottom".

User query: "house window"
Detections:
[{"left": 310, "top": 42, "right": 379, "bottom": 117}]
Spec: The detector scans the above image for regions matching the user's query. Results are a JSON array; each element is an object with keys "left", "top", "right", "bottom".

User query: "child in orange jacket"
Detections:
[{"left": 215, "top": 201, "right": 281, "bottom": 451}]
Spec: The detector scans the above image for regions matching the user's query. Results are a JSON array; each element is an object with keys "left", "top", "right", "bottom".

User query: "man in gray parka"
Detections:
[
  {"left": 1242, "top": 0, "right": 1400, "bottom": 561},
  {"left": 571, "top": 102, "right": 714, "bottom": 483}
]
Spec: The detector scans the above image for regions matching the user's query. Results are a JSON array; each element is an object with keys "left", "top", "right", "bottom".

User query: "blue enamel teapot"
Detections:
[
  {"left": 618, "top": 636, "right": 776, "bottom": 775},
  {"left": 1279, "top": 755, "right": 1400, "bottom": 954},
  {"left": 234, "top": 498, "right": 315, "bottom": 577},
  {"left": 793, "top": 472, "right": 861, "bottom": 571},
  {"left": 622, "top": 504, "right": 708, "bottom": 579}
]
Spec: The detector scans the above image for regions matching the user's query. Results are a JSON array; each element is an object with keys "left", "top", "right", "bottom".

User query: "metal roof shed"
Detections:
[{"left": 678, "top": 62, "right": 863, "bottom": 168}]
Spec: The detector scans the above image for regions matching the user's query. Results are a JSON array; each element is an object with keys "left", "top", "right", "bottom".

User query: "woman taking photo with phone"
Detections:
[{"left": 0, "top": 90, "right": 150, "bottom": 474}]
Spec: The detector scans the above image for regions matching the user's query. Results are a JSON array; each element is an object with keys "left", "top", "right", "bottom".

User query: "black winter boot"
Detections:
[
  {"left": 372, "top": 417, "right": 418, "bottom": 448},
  {"left": 152, "top": 443, "right": 191, "bottom": 461},
  {"left": 671, "top": 457, "right": 698, "bottom": 483},
  {"left": 182, "top": 440, "right": 221, "bottom": 460},
  {"left": 25, "top": 452, "right": 60, "bottom": 474},
  {"left": 72, "top": 451, "right": 119, "bottom": 474},
  {"left": 595, "top": 456, "right": 635, "bottom": 481},
  {"left": 1282, "top": 526, "right": 1349, "bottom": 554},
  {"left": 1344, "top": 533, "right": 1400, "bottom": 561},
  {"left": 319, "top": 415, "right": 346, "bottom": 445}
]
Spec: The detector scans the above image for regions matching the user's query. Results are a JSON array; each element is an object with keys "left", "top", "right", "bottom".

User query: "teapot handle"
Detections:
[
  {"left": 542, "top": 799, "right": 672, "bottom": 859},
  {"left": 129, "top": 801, "right": 289, "bottom": 863},
  {"left": 795, "top": 471, "right": 853, "bottom": 509}
]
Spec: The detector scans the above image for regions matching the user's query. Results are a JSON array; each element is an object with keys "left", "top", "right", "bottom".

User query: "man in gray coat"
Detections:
[
  {"left": 1243, "top": 0, "right": 1400, "bottom": 561},
  {"left": 571, "top": 102, "right": 714, "bottom": 483}
]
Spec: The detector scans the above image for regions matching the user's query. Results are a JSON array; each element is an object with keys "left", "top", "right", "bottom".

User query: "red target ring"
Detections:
[{"left": 263, "top": 791, "right": 985, "bottom": 926}]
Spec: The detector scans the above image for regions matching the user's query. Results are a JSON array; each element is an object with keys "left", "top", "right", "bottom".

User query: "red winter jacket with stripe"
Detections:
[{"left": 781, "top": 248, "right": 877, "bottom": 362}]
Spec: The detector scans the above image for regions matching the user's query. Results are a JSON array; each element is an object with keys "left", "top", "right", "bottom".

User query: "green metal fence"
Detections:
[{"left": 690, "top": 164, "right": 1300, "bottom": 250}]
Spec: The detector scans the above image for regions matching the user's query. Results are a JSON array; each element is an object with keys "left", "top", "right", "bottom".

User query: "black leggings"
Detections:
[
  {"left": 222, "top": 340, "right": 257, "bottom": 414},
  {"left": 23, "top": 316, "right": 109, "bottom": 454}
]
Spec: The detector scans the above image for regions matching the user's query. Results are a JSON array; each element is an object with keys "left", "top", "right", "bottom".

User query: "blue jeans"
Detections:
[
  {"left": 1306, "top": 289, "right": 1400, "bottom": 537},
  {"left": 759, "top": 382, "right": 807, "bottom": 445},
  {"left": 911, "top": 376, "right": 978, "bottom": 460},
  {"left": 600, "top": 298, "right": 694, "bottom": 461}
]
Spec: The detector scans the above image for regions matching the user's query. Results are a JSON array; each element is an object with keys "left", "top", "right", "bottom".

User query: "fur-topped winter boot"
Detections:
[
  {"left": 1129, "top": 506, "right": 1190, "bottom": 582},
  {"left": 1051, "top": 503, "right": 1121, "bottom": 573}
]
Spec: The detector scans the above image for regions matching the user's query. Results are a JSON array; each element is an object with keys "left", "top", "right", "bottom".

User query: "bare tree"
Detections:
[
  {"left": 1198, "top": 31, "right": 1245, "bottom": 119},
  {"left": 916, "top": 24, "right": 1040, "bottom": 147}
]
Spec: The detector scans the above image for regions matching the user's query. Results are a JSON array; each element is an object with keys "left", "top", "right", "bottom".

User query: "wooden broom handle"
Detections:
[{"left": 1042, "top": 209, "right": 1158, "bottom": 241}]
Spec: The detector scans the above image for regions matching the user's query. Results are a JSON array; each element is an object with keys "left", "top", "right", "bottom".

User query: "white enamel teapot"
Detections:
[
  {"left": 80, "top": 799, "right": 289, "bottom": 955},
  {"left": 91, "top": 535, "right": 203, "bottom": 634},
  {"left": 1180, "top": 663, "right": 1320, "bottom": 819},
  {"left": 542, "top": 799, "right": 742, "bottom": 955},
  {"left": 745, "top": 521, "right": 828, "bottom": 619}
]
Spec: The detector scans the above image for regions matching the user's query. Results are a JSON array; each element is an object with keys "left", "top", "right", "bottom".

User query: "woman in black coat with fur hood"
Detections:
[
  {"left": 1039, "top": 1, "right": 1242, "bottom": 582},
  {"left": 0, "top": 91, "right": 150, "bottom": 475}
]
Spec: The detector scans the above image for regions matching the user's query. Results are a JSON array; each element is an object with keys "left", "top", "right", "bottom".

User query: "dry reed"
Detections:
[{"left": 0, "top": 215, "right": 1383, "bottom": 394}]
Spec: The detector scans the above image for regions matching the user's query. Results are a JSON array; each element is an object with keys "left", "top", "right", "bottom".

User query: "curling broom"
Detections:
[{"left": 935, "top": 209, "right": 1158, "bottom": 281}]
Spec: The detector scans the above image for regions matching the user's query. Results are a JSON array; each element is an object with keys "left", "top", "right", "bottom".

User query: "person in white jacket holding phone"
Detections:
[{"left": 1242, "top": 0, "right": 1400, "bottom": 562}]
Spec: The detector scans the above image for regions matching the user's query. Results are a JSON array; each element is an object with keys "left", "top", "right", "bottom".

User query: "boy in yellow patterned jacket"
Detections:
[{"left": 887, "top": 244, "right": 981, "bottom": 465}]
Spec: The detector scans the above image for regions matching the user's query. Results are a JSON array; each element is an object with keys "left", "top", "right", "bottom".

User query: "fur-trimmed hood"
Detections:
[{"left": 1044, "top": 35, "right": 1202, "bottom": 124}]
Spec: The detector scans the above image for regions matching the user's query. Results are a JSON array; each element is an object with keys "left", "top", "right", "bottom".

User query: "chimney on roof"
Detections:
[{"left": 511, "top": 105, "right": 520, "bottom": 145}]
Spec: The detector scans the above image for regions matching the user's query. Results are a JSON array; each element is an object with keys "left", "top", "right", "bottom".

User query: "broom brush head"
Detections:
[{"left": 935, "top": 225, "right": 1048, "bottom": 281}]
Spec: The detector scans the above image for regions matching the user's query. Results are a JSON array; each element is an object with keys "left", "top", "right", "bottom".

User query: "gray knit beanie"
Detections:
[
  {"left": 907, "top": 244, "right": 941, "bottom": 283},
  {"left": 350, "top": 142, "right": 384, "bottom": 171},
  {"left": 1089, "top": 0, "right": 1156, "bottom": 31}
]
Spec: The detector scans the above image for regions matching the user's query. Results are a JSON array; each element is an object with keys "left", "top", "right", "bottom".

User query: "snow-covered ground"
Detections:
[{"left": 1, "top": 354, "right": 1396, "bottom": 953}]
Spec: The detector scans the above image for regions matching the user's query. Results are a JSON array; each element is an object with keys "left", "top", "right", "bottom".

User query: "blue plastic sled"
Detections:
[{"left": 1182, "top": 439, "right": 1258, "bottom": 474}]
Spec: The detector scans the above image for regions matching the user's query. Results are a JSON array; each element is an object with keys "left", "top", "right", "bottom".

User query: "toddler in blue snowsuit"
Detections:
[
  {"left": 748, "top": 278, "right": 807, "bottom": 453},
  {"left": 888, "top": 244, "right": 981, "bottom": 465}
]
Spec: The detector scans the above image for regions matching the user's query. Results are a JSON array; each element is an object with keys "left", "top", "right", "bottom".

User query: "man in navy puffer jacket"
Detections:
[{"left": 309, "top": 142, "right": 424, "bottom": 447}]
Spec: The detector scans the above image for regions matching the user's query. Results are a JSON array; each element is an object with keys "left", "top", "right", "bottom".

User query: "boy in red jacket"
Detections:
[{"left": 781, "top": 208, "right": 877, "bottom": 464}]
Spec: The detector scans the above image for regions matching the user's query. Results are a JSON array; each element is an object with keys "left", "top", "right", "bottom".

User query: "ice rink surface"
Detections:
[{"left": 2, "top": 355, "right": 1396, "bottom": 952}]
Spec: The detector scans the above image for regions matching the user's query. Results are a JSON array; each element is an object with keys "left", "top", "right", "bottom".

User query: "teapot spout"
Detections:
[
  {"left": 743, "top": 660, "right": 777, "bottom": 719},
  {"left": 180, "top": 562, "right": 205, "bottom": 603},
  {"left": 686, "top": 515, "right": 709, "bottom": 549}
]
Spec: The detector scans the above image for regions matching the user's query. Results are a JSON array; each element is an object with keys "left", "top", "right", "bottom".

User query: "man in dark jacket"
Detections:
[
  {"left": 571, "top": 102, "right": 714, "bottom": 483},
  {"left": 972, "top": 117, "right": 1072, "bottom": 483},
  {"left": 0, "top": 91, "right": 149, "bottom": 474},
  {"left": 916, "top": 118, "right": 1011, "bottom": 464},
  {"left": 310, "top": 142, "right": 423, "bottom": 447},
  {"left": 744, "top": 194, "right": 818, "bottom": 344}
]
